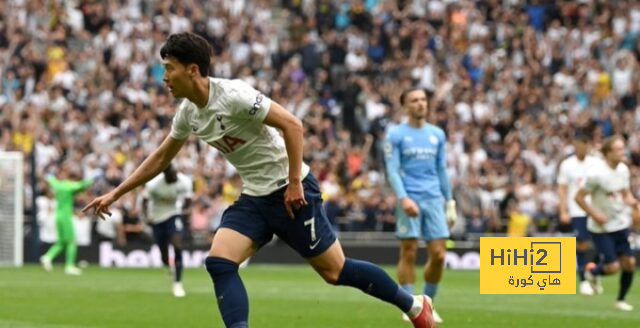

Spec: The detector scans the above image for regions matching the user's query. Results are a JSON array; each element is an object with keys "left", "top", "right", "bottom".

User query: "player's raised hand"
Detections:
[
  {"left": 82, "top": 191, "right": 118, "bottom": 220},
  {"left": 401, "top": 197, "right": 420, "bottom": 218},
  {"left": 284, "top": 181, "right": 307, "bottom": 219}
]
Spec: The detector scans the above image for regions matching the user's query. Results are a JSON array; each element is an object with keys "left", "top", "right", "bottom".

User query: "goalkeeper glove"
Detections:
[{"left": 446, "top": 200, "right": 457, "bottom": 226}]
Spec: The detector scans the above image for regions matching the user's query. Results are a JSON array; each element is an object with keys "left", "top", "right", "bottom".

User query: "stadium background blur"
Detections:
[{"left": 2, "top": 0, "right": 640, "bottom": 251}]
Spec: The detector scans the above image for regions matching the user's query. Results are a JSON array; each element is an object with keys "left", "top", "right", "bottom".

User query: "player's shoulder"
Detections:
[
  {"left": 425, "top": 123, "right": 446, "bottom": 138},
  {"left": 585, "top": 154, "right": 601, "bottom": 165},
  {"left": 145, "top": 174, "right": 164, "bottom": 189},
  {"left": 177, "top": 172, "right": 192, "bottom": 184},
  {"left": 590, "top": 155, "right": 606, "bottom": 167},
  {"left": 586, "top": 157, "right": 607, "bottom": 175},
  {"left": 210, "top": 77, "right": 234, "bottom": 89},
  {"left": 618, "top": 161, "right": 630, "bottom": 174},
  {"left": 558, "top": 154, "right": 576, "bottom": 169},
  {"left": 215, "top": 78, "right": 267, "bottom": 114},
  {"left": 214, "top": 78, "right": 254, "bottom": 96},
  {"left": 385, "top": 122, "right": 405, "bottom": 139}
]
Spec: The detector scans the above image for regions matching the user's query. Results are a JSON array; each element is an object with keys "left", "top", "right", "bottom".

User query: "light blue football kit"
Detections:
[{"left": 385, "top": 122, "right": 452, "bottom": 241}]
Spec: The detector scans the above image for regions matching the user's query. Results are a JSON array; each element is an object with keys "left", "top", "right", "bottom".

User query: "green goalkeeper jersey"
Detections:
[{"left": 47, "top": 176, "right": 93, "bottom": 221}]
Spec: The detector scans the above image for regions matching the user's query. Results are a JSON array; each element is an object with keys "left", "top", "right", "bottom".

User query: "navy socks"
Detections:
[
  {"left": 205, "top": 257, "right": 249, "bottom": 328},
  {"left": 336, "top": 258, "right": 414, "bottom": 313},
  {"left": 618, "top": 270, "right": 634, "bottom": 301}
]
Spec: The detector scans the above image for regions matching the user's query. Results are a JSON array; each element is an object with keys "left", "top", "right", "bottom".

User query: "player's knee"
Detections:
[
  {"left": 576, "top": 242, "right": 589, "bottom": 252},
  {"left": 622, "top": 257, "right": 635, "bottom": 271},
  {"left": 171, "top": 235, "right": 184, "bottom": 249},
  {"left": 400, "top": 251, "right": 417, "bottom": 263},
  {"left": 313, "top": 261, "right": 343, "bottom": 285},
  {"left": 400, "top": 243, "right": 418, "bottom": 262},
  {"left": 429, "top": 248, "right": 446, "bottom": 264},
  {"left": 205, "top": 256, "right": 239, "bottom": 281},
  {"left": 320, "top": 269, "right": 341, "bottom": 285},
  {"left": 605, "top": 261, "right": 620, "bottom": 274}
]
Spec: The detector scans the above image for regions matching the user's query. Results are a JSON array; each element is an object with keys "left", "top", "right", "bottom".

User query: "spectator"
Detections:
[{"left": 3, "top": 0, "right": 640, "bottom": 241}]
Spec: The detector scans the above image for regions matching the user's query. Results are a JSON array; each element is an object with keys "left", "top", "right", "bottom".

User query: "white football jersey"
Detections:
[
  {"left": 584, "top": 159, "right": 632, "bottom": 233},
  {"left": 170, "top": 78, "right": 310, "bottom": 196},
  {"left": 143, "top": 173, "right": 193, "bottom": 223},
  {"left": 556, "top": 154, "right": 599, "bottom": 217}
]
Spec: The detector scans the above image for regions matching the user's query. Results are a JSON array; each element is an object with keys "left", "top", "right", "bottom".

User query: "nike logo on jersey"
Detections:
[
  {"left": 309, "top": 238, "right": 323, "bottom": 250},
  {"left": 216, "top": 114, "right": 226, "bottom": 130}
]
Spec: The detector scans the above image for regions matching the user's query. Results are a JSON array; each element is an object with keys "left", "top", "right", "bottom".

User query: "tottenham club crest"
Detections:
[{"left": 216, "top": 114, "right": 225, "bottom": 130}]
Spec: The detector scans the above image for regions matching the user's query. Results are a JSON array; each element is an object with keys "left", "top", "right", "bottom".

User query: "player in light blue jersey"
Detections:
[{"left": 385, "top": 88, "right": 457, "bottom": 324}]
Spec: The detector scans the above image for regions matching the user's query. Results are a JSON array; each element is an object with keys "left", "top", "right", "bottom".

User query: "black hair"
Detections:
[
  {"left": 160, "top": 32, "right": 212, "bottom": 77},
  {"left": 399, "top": 87, "right": 430, "bottom": 106},
  {"left": 573, "top": 130, "right": 591, "bottom": 142}
]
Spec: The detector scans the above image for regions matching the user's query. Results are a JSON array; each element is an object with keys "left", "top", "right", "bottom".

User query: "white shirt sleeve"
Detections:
[
  {"left": 556, "top": 160, "right": 568, "bottom": 185},
  {"left": 226, "top": 79, "right": 272, "bottom": 123},
  {"left": 170, "top": 100, "right": 193, "bottom": 140},
  {"left": 622, "top": 164, "right": 631, "bottom": 189}
]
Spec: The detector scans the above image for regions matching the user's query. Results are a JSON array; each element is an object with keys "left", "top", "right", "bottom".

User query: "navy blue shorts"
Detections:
[
  {"left": 571, "top": 216, "right": 590, "bottom": 242},
  {"left": 219, "top": 174, "right": 337, "bottom": 258},
  {"left": 152, "top": 215, "right": 185, "bottom": 246},
  {"left": 591, "top": 229, "right": 632, "bottom": 264}
]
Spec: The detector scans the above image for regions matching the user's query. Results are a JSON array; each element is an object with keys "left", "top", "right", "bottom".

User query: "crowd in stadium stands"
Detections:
[{"left": 2, "top": 0, "right": 640, "bottom": 245}]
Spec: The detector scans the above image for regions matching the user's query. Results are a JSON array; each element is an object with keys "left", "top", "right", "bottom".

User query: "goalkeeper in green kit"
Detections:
[{"left": 40, "top": 164, "right": 93, "bottom": 275}]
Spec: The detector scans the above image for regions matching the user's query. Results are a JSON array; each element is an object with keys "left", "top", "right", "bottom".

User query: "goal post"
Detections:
[{"left": 0, "top": 151, "right": 24, "bottom": 267}]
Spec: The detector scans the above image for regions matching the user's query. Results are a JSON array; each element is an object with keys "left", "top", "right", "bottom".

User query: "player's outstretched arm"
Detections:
[
  {"left": 82, "top": 135, "right": 187, "bottom": 219},
  {"left": 67, "top": 178, "right": 94, "bottom": 194},
  {"left": 263, "top": 101, "right": 307, "bottom": 218}
]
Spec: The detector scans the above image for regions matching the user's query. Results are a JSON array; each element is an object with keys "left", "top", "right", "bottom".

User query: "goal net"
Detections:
[{"left": 0, "top": 151, "right": 23, "bottom": 266}]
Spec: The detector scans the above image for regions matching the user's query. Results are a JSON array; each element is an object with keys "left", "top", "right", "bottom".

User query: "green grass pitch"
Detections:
[{"left": 0, "top": 265, "right": 638, "bottom": 327}]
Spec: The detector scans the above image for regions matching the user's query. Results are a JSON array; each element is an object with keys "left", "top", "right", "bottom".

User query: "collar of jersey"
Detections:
[{"left": 196, "top": 78, "right": 216, "bottom": 110}]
